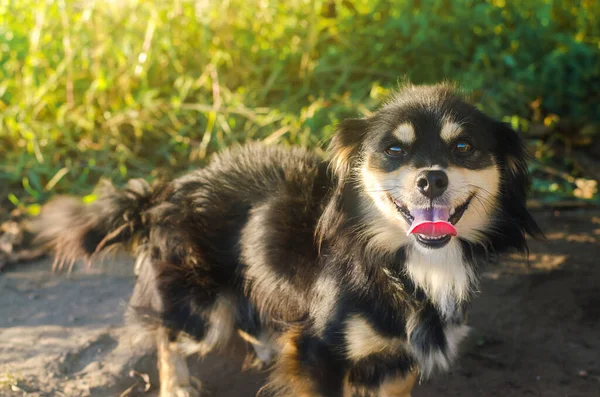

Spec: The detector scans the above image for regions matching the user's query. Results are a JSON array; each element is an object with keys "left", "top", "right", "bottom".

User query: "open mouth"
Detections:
[{"left": 392, "top": 195, "right": 473, "bottom": 249}]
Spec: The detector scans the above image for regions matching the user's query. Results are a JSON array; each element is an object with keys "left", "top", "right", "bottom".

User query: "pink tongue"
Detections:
[{"left": 406, "top": 207, "right": 457, "bottom": 237}]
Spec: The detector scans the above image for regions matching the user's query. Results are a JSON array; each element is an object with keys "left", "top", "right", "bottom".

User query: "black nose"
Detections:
[{"left": 416, "top": 170, "right": 448, "bottom": 199}]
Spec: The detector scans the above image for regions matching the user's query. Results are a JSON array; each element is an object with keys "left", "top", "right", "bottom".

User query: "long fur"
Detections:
[{"left": 35, "top": 83, "right": 540, "bottom": 397}]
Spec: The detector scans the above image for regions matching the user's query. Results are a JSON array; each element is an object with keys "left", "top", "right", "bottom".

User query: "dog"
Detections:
[{"left": 36, "top": 84, "right": 541, "bottom": 397}]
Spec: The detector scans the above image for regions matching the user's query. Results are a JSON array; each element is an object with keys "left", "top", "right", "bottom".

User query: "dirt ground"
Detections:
[{"left": 1, "top": 209, "right": 599, "bottom": 397}]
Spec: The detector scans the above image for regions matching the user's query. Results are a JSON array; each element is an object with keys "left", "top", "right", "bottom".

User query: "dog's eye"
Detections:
[
  {"left": 455, "top": 141, "right": 473, "bottom": 153},
  {"left": 385, "top": 145, "right": 406, "bottom": 157}
]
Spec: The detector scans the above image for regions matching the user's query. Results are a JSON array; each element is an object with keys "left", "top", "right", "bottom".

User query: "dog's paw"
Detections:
[{"left": 160, "top": 386, "right": 200, "bottom": 397}]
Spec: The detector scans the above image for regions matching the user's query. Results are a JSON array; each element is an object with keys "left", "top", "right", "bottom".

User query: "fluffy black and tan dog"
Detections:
[{"left": 37, "top": 84, "right": 541, "bottom": 397}]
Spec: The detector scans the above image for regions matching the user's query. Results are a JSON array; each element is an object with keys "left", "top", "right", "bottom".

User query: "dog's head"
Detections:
[{"left": 323, "top": 84, "right": 541, "bottom": 254}]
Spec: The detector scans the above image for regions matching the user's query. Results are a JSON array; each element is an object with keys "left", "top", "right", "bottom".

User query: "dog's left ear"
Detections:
[
  {"left": 328, "top": 118, "right": 368, "bottom": 182},
  {"left": 495, "top": 121, "right": 543, "bottom": 239}
]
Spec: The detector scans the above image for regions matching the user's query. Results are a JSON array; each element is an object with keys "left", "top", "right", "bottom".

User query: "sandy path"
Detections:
[{"left": 1, "top": 210, "right": 599, "bottom": 396}]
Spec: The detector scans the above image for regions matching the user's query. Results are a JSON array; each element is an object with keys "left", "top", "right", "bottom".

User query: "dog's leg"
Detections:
[
  {"left": 267, "top": 327, "right": 345, "bottom": 397},
  {"left": 378, "top": 371, "right": 417, "bottom": 397},
  {"left": 156, "top": 327, "right": 200, "bottom": 397}
]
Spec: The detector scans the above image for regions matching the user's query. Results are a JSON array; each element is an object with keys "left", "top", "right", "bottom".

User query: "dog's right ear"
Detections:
[
  {"left": 328, "top": 118, "right": 368, "bottom": 181},
  {"left": 316, "top": 118, "right": 368, "bottom": 247}
]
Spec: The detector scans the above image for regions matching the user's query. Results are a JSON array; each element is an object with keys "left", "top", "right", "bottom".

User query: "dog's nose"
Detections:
[{"left": 416, "top": 170, "right": 448, "bottom": 199}]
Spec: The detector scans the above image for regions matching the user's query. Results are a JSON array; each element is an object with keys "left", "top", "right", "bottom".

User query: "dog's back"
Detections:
[{"left": 37, "top": 143, "right": 327, "bottom": 322}]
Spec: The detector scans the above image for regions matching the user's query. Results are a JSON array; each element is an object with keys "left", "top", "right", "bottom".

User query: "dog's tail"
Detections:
[{"left": 33, "top": 178, "right": 158, "bottom": 272}]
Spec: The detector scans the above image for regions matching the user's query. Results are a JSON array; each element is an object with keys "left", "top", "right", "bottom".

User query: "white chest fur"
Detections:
[
  {"left": 405, "top": 239, "right": 476, "bottom": 320},
  {"left": 403, "top": 240, "right": 474, "bottom": 376}
]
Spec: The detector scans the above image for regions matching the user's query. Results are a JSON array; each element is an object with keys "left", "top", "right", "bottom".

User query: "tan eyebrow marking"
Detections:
[
  {"left": 440, "top": 120, "right": 463, "bottom": 142},
  {"left": 392, "top": 123, "right": 415, "bottom": 144}
]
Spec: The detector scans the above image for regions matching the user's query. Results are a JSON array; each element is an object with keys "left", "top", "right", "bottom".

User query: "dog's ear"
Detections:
[
  {"left": 498, "top": 121, "right": 529, "bottom": 194},
  {"left": 495, "top": 121, "right": 543, "bottom": 240},
  {"left": 328, "top": 118, "right": 368, "bottom": 181},
  {"left": 316, "top": 118, "right": 367, "bottom": 246}
]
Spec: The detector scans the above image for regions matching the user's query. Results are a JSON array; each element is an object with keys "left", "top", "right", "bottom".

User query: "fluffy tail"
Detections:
[{"left": 33, "top": 178, "right": 157, "bottom": 272}]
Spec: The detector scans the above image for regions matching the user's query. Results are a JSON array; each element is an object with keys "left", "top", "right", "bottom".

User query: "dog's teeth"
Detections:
[
  {"left": 419, "top": 234, "right": 446, "bottom": 241},
  {"left": 449, "top": 208, "right": 456, "bottom": 216}
]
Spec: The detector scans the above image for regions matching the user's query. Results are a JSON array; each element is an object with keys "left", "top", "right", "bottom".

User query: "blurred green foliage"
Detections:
[{"left": 1, "top": 0, "right": 599, "bottom": 209}]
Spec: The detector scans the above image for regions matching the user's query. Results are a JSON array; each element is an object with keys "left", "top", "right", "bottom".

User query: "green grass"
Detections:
[{"left": 1, "top": 0, "right": 599, "bottom": 213}]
